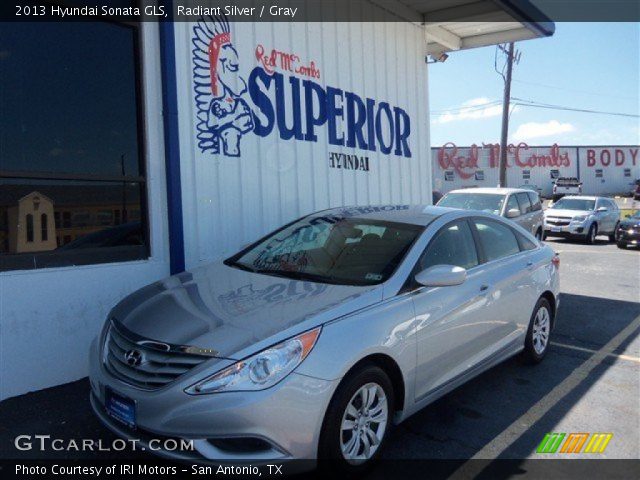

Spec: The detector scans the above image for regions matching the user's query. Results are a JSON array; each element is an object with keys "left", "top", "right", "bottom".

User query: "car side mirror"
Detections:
[
  {"left": 415, "top": 265, "right": 467, "bottom": 287},
  {"left": 506, "top": 208, "right": 521, "bottom": 218},
  {"left": 596, "top": 207, "right": 608, "bottom": 212}
]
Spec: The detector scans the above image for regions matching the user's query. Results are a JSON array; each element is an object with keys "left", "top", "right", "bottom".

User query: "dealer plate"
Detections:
[{"left": 105, "top": 387, "right": 137, "bottom": 429}]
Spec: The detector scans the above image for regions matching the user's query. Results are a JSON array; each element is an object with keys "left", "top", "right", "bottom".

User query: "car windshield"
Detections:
[
  {"left": 225, "top": 215, "right": 424, "bottom": 286},
  {"left": 438, "top": 193, "right": 505, "bottom": 215},
  {"left": 552, "top": 198, "right": 595, "bottom": 211},
  {"left": 629, "top": 212, "right": 640, "bottom": 220}
]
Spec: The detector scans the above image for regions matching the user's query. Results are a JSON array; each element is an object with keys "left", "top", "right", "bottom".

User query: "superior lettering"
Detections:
[{"left": 248, "top": 68, "right": 412, "bottom": 158}]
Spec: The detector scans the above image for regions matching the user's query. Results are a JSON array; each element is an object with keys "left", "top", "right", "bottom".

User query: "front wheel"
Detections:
[
  {"left": 318, "top": 365, "right": 394, "bottom": 472},
  {"left": 617, "top": 241, "right": 626, "bottom": 249},
  {"left": 609, "top": 223, "right": 619, "bottom": 243},
  {"left": 521, "top": 297, "right": 553, "bottom": 364},
  {"left": 585, "top": 223, "right": 597, "bottom": 244}
]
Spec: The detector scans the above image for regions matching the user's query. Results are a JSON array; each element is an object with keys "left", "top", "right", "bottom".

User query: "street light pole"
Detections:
[{"left": 499, "top": 42, "right": 515, "bottom": 188}]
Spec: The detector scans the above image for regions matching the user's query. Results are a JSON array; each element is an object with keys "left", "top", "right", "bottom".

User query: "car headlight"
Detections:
[
  {"left": 572, "top": 215, "right": 588, "bottom": 222},
  {"left": 185, "top": 327, "right": 321, "bottom": 394}
]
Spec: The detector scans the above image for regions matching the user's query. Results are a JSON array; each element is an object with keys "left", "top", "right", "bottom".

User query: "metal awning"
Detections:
[{"left": 372, "top": 0, "right": 555, "bottom": 54}]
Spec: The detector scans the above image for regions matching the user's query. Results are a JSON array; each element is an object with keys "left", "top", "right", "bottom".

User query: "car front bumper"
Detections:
[
  {"left": 616, "top": 228, "right": 640, "bottom": 245},
  {"left": 88, "top": 338, "right": 338, "bottom": 465},
  {"left": 544, "top": 222, "right": 588, "bottom": 237}
]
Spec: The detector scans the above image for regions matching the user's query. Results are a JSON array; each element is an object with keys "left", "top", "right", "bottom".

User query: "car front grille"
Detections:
[
  {"left": 104, "top": 321, "right": 211, "bottom": 390},
  {"left": 545, "top": 216, "right": 573, "bottom": 226}
]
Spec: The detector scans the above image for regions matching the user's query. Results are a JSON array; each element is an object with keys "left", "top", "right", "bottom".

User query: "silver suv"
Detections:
[
  {"left": 544, "top": 196, "right": 620, "bottom": 244},
  {"left": 437, "top": 188, "right": 545, "bottom": 240}
]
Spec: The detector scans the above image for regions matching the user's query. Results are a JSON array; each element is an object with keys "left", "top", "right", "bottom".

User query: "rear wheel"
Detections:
[
  {"left": 319, "top": 365, "right": 394, "bottom": 472},
  {"left": 617, "top": 241, "right": 626, "bottom": 249},
  {"left": 521, "top": 297, "right": 553, "bottom": 364},
  {"left": 535, "top": 229, "right": 543, "bottom": 241},
  {"left": 585, "top": 224, "right": 597, "bottom": 245}
]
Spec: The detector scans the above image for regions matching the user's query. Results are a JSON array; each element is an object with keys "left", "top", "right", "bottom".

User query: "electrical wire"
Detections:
[{"left": 511, "top": 97, "right": 640, "bottom": 118}]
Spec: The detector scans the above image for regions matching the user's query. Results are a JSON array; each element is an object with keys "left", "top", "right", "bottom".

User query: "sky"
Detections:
[{"left": 428, "top": 23, "right": 640, "bottom": 147}]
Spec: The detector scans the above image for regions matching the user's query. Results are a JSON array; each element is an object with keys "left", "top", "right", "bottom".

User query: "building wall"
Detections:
[
  {"left": 432, "top": 143, "right": 639, "bottom": 197},
  {"left": 0, "top": 23, "right": 170, "bottom": 401},
  {"left": 174, "top": 15, "right": 432, "bottom": 269}
]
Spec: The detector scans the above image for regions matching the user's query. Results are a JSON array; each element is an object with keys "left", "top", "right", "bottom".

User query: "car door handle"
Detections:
[
  {"left": 480, "top": 285, "right": 489, "bottom": 292},
  {"left": 526, "top": 261, "right": 534, "bottom": 269}
]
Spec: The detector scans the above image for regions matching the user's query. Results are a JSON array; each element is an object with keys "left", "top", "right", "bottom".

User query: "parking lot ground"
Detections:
[{"left": 1, "top": 238, "right": 638, "bottom": 469}]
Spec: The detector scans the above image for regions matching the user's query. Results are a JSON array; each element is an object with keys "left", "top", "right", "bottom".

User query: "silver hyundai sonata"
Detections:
[{"left": 89, "top": 205, "right": 560, "bottom": 471}]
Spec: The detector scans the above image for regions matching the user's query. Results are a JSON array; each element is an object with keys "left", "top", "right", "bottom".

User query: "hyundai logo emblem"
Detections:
[{"left": 124, "top": 349, "right": 143, "bottom": 367}]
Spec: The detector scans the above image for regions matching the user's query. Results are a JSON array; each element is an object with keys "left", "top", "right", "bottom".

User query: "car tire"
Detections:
[
  {"left": 521, "top": 297, "right": 553, "bottom": 365},
  {"left": 318, "top": 365, "right": 394, "bottom": 473},
  {"left": 585, "top": 224, "right": 597, "bottom": 245},
  {"left": 535, "top": 229, "right": 543, "bottom": 241},
  {"left": 617, "top": 241, "right": 626, "bottom": 249},
  {"left": 608, "top": 223, "right": 619, "bottom": 243}
]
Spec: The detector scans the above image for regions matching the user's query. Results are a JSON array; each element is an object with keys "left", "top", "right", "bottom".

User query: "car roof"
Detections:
[
  {"left": 447, "top": 187, "right": 532, "bottom": 195},
  {"left": 318, "top": 205, "right": 457, "bottom": 226}
]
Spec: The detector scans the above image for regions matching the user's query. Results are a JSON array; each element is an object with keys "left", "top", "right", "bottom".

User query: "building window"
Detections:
[
  {"left": 522, "top": 170, "right": 531, "bottom": 180},
  {"left": 550, "top": 170, "right": 560, "bottom": 179},
  {"left": 444, "top": 171, "right": 455, "bottom": 181},
  {"left": 624, "top": 168, "right": 631, "bottom": 177},
  {"left": 41, "top": 214, "right": 48, "bottom": 242},
  {"left": 475, "top": 170, "right": 485, "bottom": 181},
  {"left": 595, "top": 169, "right": 603, "bottom": 178},
  {"left": 26, "top": 215, "right": 34, "bottom": 243},
  {"left": 0, "top": 16, "right": 148, "bottom": 271}
]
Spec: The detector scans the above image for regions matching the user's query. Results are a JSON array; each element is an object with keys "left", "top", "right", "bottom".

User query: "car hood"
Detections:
[
  {"left": 545, "top": 209, "right": 592, "bottom": 218},
  {"left": 620, "top": 218, "right": 640, "bottom": 228},
  {"left": 109, "top": 262, "right": 383, "bottom": 359}
]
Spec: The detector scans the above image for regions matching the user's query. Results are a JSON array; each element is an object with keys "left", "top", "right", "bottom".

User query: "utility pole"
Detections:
[{"left": 498, "top": 42, "right": 515, "bottom": 188}]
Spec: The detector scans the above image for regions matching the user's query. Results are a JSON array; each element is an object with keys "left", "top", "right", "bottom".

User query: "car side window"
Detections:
[
  {"left": 505, "top": 195, "right": 520, "bottom": 216},
  {"left": 527, "top": 192, "right": 542, "bottom": 211},
  {"left": 419, "top": 221, "right": 479, "bottom": 271},
  {"left": 515, "top": 230, "right": 537, "bottom": 251},
  {"left": 473, "top": 219, "right": 521, "bottom": 262},
  {"left": 516, "top": 193, "right": 532, "bottom": 214}
]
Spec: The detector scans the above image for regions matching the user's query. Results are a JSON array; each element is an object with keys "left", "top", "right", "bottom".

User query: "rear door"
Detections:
[
  {"left": 469, "top": 217, "right": 536, "bottom": 350},
  {"left": 515, "top": 192, "right": 535, "bottom": 234}
]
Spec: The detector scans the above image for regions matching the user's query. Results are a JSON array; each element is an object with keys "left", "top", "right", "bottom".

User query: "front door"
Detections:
[{"left": 412, "top": 219, "right": 491, "bottom": 400}]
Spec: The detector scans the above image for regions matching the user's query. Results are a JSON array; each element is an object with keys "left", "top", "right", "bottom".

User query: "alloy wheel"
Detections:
[
  {"left": 339, "top": 382, "right": 388, "bottom": 464},
  {"left": 532, "top": 306, "right": 550, "bottom": 355}
]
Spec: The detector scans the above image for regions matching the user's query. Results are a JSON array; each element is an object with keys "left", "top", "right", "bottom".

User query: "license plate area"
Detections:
[
  {"left": 105, "top": 387, "right": 137, "bottom": 429},
  {"left": 551, "top": 226, "right": 562, "bottom": 232}
]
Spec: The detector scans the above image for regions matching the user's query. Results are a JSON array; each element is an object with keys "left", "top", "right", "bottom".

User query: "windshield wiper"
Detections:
[
  {"left": 224, "top": 260, "right": 258, "bottom": 273},
  {"left": 254, "top": 269, "right": 357, "bottom": 286}
]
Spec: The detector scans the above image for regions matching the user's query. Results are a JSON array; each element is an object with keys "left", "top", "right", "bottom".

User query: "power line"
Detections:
[
  {"left": 511, "top": 97, "right": 640, "bottom": 118},
  {"left": 431, "top": 98, "right": 639, "bottom": 118},
  {"left": 512, "top": 78, "right": 639, "bottom": 101}
]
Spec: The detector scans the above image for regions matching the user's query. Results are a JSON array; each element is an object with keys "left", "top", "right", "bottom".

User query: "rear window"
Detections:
[
  {"left": 527, "top": 192, "right": 542, "bottom": 211},
  {"left": 556, "top": 177, "right": 580, "bottom": 185}
]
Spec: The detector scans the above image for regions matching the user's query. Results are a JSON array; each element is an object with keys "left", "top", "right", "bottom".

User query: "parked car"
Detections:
[
  {"left": 615, "top": 211, "right": 640, "bottom": 249},
  {"left": 544, "top": 196, "right": 620, "bottom": 244},
  {"left": 437, "top": 188, "right": 544, "bottom": 240},
  {"left": 552, "top": 177, "right": 582, "bottom": 202},
  {"left": 89, "top": 206, "right": 560, "bottom": 471}
]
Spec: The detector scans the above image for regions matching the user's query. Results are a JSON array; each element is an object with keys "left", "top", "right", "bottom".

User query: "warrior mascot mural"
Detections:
[{"left": 192, "top": 16, "right": 254, "bottom": 157}]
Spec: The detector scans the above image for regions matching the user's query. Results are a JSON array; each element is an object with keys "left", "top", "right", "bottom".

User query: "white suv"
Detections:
[{"left": 437, "top": 188, "right": 545, "bottom": 240}]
